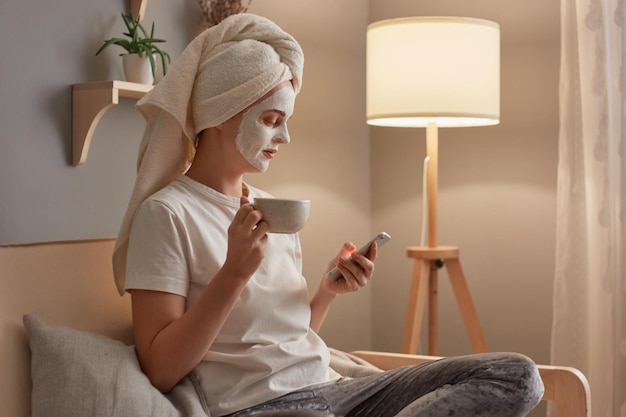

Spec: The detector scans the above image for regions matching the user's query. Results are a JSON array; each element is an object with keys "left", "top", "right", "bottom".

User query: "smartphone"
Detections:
[{"left": 326, "top": 232, "right": 391, "bottom": 281}]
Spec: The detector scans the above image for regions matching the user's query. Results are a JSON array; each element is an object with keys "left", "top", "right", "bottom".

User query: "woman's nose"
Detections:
[{"left": 274, "top": 127, "right": 290, "bottom": 144}]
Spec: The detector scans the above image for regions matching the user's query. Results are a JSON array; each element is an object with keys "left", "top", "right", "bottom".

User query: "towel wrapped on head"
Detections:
[{"left": 112, "top": 13, "right": 305, "bottom": 295}]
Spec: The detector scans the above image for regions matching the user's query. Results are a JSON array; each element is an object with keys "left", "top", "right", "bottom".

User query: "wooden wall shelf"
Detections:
[{"left": 71, "top": 80, "right": 152, "bottom": 166}]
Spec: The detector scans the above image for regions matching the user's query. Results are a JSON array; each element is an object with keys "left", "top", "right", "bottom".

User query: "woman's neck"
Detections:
[
  {"left": 185, "top": 129, "right": 246, "bottom": 198},
  {"left": 186, "top": 166, "right": 245, "bottom": 198}
]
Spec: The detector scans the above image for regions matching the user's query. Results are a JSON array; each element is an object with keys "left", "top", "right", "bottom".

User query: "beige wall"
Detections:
[
  {"left": 369, "top": 0, "right": 560, "bottom": 371},
  {"left": 0, "top": 0, "right": 560, "bottom": 373},
  {"left": 252, "top": 0, "right": 561, "bottom": 365}
]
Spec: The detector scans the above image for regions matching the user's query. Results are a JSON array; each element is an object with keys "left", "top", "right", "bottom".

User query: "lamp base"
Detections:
[{"left": 402, "top": 246, "right": 488, "bottom": 355}]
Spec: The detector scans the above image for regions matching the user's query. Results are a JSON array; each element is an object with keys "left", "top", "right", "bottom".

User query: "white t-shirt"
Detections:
[{"left": 125, "top": 175, "right": 340, "bottom": 416}]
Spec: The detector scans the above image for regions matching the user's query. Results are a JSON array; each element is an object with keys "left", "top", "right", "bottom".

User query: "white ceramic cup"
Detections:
[{"left": 253, "top": 198, "right": 311, "bottom": 234}]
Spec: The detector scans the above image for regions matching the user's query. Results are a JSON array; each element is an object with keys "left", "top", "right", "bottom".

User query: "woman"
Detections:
[{"left": 113, "top": 13, "right": 544, "bottom": 417}]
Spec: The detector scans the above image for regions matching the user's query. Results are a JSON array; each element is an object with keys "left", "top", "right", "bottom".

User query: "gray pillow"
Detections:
[{"left": 23, "top": 314, "right": 209, "bottom": 417}]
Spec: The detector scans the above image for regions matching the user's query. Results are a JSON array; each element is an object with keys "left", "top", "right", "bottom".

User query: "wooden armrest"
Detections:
[{"left": 350, "top": 351, "right": 591, "bottom": 417}]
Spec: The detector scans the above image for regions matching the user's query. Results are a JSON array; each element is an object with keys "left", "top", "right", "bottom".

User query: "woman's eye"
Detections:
[{"left": 263, "top": 116, "right": 281, "bottom": 127}]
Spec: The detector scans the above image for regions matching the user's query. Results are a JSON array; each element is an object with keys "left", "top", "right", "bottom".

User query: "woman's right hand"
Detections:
[{"left": 223, "top": 196, "right": 269, "bottom": 280}]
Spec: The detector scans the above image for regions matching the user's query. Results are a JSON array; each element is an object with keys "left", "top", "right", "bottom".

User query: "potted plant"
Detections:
[{"left": 96, "top": 12, "right": 171, "bottom": 85}]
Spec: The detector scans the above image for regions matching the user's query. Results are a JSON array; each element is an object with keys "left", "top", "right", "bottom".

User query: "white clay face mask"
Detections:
[{"left": 235, "top": 85, "right": 295, "bottom": 172}]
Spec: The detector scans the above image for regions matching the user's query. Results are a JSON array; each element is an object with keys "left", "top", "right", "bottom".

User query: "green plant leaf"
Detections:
[
  {"left": 96, "top": 38, "right": 133, "bottom": 55},
  {"left": 95, "top": 11, "right": 170, "bottom": 75},
  {"left": 159, "top": 50, "right": 170, "bottom": 75},
  {"left": 147, "top": 53, "right": 156, "bottom": 77}
]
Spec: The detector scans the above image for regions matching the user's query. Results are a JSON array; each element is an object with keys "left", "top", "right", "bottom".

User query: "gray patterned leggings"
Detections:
[{"left": 225, "top": 352, "right": 544, "bottom": 417}]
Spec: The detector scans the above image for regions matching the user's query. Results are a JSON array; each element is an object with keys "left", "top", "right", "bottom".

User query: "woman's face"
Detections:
[{"left": 234, "top": 84, "right": 295, "bottom": 172}]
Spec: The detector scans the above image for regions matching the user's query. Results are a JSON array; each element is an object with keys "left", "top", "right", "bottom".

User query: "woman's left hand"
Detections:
[{"left": 321, "top": 242, "right": 378, "bottom": 293}]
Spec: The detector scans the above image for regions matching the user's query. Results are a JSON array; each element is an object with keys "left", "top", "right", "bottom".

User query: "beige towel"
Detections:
[{"left": 112, "top": 13, "right": 304, "bottom": 295}]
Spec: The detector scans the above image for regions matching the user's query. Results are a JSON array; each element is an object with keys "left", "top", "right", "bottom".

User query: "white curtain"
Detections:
[{"left": 552, "top": 0, "right": 626, "bottom": 416}]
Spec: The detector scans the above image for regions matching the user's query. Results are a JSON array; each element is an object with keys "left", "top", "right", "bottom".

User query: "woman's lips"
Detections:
[{"left": 263, "top": 149, "right": 277, "bottom": 159}]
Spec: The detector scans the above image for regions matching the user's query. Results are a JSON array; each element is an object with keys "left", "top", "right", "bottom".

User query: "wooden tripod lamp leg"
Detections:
[
  {"left": 446, "top": 258, "right": 488, "bottom": 353},
  {"left": 427, "top": 262, "right": 439, "bottom": 355},
  {"left": 402, "top": 259, "right": 431, "bottom": 354},
  {"left": 404, "top": 247, "right": 487, "bottom": 355}
]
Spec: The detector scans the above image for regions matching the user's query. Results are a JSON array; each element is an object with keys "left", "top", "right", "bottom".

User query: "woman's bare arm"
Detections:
[
  {"left": 131, "top": 199, "right": 268, "bottom": 393},
  {"left": 130, "top": 267, "right": 249, "bottom": 392}
]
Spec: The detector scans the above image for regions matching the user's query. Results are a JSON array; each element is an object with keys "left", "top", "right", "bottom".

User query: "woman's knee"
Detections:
[{"left": 487, "top": 352, "right": 544, "bottom": 409}]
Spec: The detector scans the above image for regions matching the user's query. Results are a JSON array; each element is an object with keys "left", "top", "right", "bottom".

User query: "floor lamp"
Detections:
[{"left": 366, "top": 17, "right": 500, "bottom": 355}]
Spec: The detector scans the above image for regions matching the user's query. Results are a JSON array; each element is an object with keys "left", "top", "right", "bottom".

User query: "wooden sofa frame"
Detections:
[{"left": 1, "top": 238, "right": 590, "bottom": 417}]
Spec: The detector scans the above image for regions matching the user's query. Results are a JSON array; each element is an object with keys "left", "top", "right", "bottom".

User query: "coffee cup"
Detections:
[{"left": 252, "top": 198, "right": 310, "bottom": 234}]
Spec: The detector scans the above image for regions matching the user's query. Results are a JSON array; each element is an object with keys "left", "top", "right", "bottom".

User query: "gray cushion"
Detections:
[{"left": 23, "top": 314, "right": 209, "bottom": 417}]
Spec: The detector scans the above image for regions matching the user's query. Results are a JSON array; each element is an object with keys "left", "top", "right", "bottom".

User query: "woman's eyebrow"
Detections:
[{"left": 261, "top": 109, "right": 293, "bottom": 121}]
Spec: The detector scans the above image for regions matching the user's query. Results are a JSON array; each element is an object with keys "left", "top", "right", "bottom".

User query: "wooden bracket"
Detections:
[{"left": 71, "top": 80, "right": 152, "bottom": 166}]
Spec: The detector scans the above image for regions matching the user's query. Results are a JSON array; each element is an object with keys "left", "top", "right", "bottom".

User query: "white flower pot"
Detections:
[{"left": 122, "top": 54, "right": 154, "bottom": 85}]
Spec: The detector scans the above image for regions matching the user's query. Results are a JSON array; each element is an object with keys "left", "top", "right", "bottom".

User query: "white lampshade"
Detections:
[{"left": 367, "top": 16, "right": 500, "bottom": 128}]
